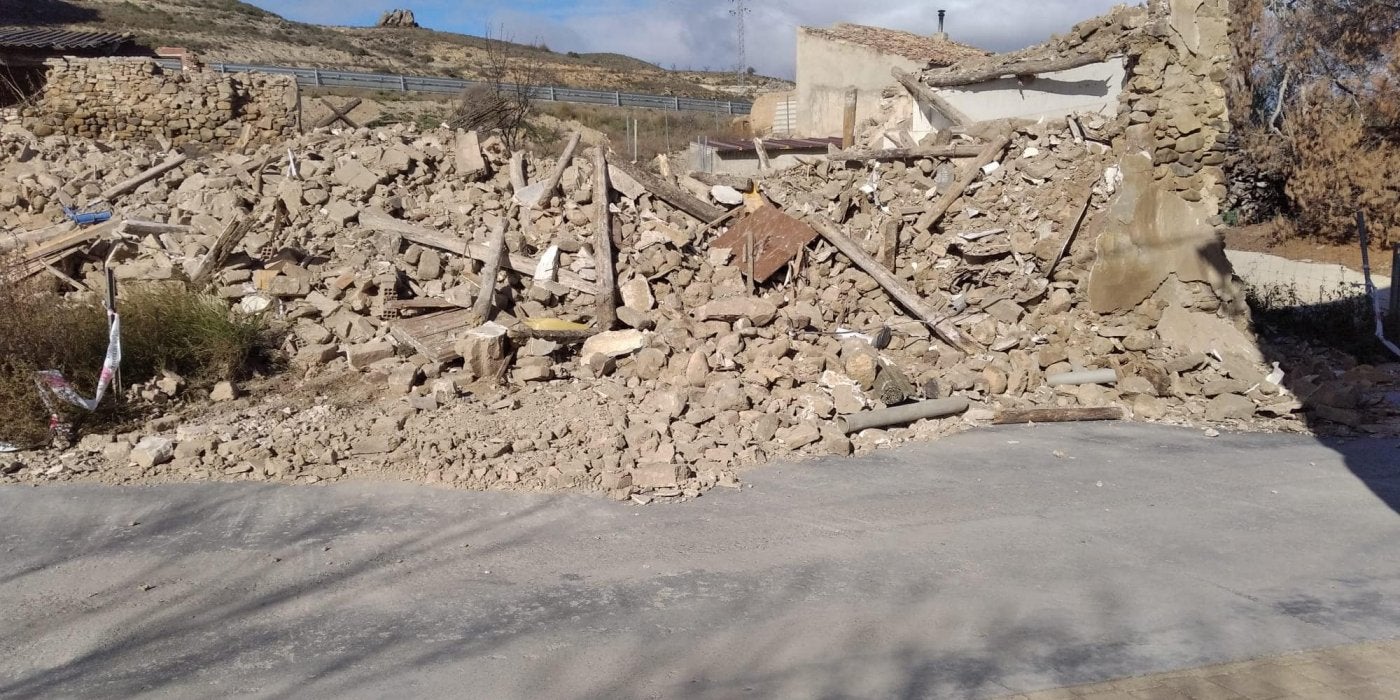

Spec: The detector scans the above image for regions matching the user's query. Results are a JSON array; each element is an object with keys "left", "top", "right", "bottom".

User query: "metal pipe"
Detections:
[
  {"left": 1046, "top": 368, "right": 1118, "bottom": 386},
  {"left": 938, "top": 10, "right": 946, "bottom": 33},
  {"left": 837, "top": 396, "right": 970, "bottom": 434}
]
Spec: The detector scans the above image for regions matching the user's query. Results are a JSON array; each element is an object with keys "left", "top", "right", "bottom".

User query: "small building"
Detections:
[
  {"left": 692, "top": 136, "right": 843, "bottom": 176},
  {"left": 794, "top": 22, "right": 985, "bottom": 138},
  {"left": 0, "top": 28, "right": 138, "bottom": 106}
]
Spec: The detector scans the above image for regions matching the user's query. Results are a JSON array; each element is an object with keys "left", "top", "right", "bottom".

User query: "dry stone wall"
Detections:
[
  {"left": 22, "top": 57, "right": 296, "bottom": 147},
  {"left": 1087, "top": 0, "right": 1239, "bottom": 313}
]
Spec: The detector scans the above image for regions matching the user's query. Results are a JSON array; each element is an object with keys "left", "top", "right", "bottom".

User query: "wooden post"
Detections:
[
  {"left": 593, "top": 148, "right": 618, "bottom": 330},
  {"left": 752, "top": 137, "right": 771, "bottom": 171},
  {"left": 807, "top": 213, "right": 977, "bottom": 354},
  {"left": 471, "top": 218, "right": 509, "bottom": 323},
  {"left": 841, "top": 88, "right": 858, "bottom": 149}
]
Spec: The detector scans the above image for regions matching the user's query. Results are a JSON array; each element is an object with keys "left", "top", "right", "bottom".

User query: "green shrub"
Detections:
[{"left": 0, "top": 274, "right": 276, "bottom": 447}]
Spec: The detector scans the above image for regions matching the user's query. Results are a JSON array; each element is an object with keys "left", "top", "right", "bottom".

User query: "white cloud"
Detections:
[
  {"left": 486, "top": 0, "right": 1132, "bottom": 78},
  {"left": 253, "top": 0, "right": 1134, "bottom": 78}
]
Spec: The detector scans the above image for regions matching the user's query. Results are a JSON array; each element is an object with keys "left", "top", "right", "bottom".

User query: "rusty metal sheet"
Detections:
[{"left": 711, "top": 205, "right": 819, "bottom": 282}]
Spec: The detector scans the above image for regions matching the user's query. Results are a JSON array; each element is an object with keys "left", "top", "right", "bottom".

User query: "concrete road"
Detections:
[{"left": 2, "top": 423, "right": 1398, "bottom": 699}]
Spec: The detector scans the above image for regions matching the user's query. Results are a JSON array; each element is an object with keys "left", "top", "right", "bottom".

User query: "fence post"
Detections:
[
  {"left": 1389, "top": 245, "right": 1400, "bottom": 343},
  {"left": 614, "top": 91, "right": 621, "bottom": 107},
  {"left": 313, "top": 68, "right": 321, "bottom": 87},
  {"left": 399, "top": 75, "right": 407, "bottom": 91},
  {"left": 674, "top": 97, "right": 680, "bottom": 111},
  {"left": 727, "top": 101, "right": 734, "bottom": 115},
  {"left": 549, "top": 86, "right": 555, "bottom": 101}
]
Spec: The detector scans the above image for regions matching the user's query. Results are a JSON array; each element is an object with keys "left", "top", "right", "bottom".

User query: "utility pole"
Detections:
[{"left": 729, "top": 0, "right": 750, "bottom": 85}]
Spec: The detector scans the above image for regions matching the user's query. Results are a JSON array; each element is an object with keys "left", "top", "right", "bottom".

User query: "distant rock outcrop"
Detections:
[{"left": 376, "top": 9, "right": 419, "bottom": 28}]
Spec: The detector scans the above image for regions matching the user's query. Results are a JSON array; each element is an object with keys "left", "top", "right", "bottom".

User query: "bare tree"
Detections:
[
  {"left": 1227, "top": 0, "right": 1400, "bottom": 243},
  {"left": 449, "top": 25, "right": 554, "bottom": 148}
]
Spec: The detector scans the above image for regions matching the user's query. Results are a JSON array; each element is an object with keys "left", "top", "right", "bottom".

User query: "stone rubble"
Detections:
[{"left": 2, "top": 5, "right": 1397, "bottom": 501}]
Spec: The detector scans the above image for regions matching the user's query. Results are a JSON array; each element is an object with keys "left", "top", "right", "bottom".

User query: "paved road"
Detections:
[{"left": 1, "top": 423, "right": 1398, "bottom": 699}]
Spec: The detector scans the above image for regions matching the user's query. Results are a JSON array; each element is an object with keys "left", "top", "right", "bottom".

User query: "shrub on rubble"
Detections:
[{"left": 0, "top": 270, "right": 274, "bottom": 447}]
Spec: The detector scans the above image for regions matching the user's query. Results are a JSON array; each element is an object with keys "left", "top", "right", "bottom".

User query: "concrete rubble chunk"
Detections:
[
  {"left": 698, "top": 297, "right": 778, "bottom": 327},
  {"left": 581, "top": 330, "right": 647, "bottom": 363},
  {"left": 454, "top": 322, "right": 510, "bottom": 381},
  {"left": 130, "top": 437, "right": 174, "bottom": 469}
]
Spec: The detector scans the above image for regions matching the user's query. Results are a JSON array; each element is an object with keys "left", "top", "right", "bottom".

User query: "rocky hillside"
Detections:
[{"left": 1, "top": 0, "right": 791, "bottom": 99}]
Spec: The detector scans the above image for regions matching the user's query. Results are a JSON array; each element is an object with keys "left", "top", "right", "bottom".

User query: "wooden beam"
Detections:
[
  {"left": 519, "top": 131, "right": 581, "bottom": 209},
  {"left": 313, "top": 97, "right": 362, "bottom": 129},
  {"left": 805, "top": 213, "right": 977, "bottom": 354},
  {"left": 829, "top": 143, "right": 983, "bottom": 161},
  {"left": 359, "top": 208, "right": 597, "bottom": 294},
  {"left": 891, "top": 67, "right": 971, "bottom": 127},
  {"left": 607, "top": 156, "right": 724, "bottom": 223},
  {"left": 922, "top": 51, "right": 1110, "bottom": 88},
  {"left": 992, "top": 406, "right": 1124, "bottom": 425},
  {"left": 914, "top": 131, "right": 1012, "bottom": 233},
  {"left": 593, "top": 148, "right": 618, "bottom": 330},
  {"left": 98, "top": 153, "right": 188, "bottom": 203}
]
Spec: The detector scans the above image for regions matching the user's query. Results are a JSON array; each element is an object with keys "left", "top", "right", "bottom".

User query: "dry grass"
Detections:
[{"left": 0, "top": 270, "right": 275, "bottom": 447}]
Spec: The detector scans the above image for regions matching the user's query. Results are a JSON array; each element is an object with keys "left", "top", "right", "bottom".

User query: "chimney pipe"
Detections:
[{"left": 938, "top": 9, "right": 946, "bottom": 34}]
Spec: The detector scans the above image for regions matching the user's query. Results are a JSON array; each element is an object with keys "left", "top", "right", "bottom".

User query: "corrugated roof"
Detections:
[
  {"left": 0, "top": 28, "right": 133, "bottom": 52},
  {"left": 803, "top": 23, "right": 988, "bottom": 66},
  {"left": 707, "top": 136, "right": 842, "bottom": 154}
]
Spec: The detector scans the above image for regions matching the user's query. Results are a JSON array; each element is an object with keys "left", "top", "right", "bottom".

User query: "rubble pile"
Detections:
[{"left": 6, "top": 109, "right": 1367, "bottom": 501}]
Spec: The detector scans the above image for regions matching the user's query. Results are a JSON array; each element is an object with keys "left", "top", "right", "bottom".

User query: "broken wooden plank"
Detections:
[
  {"left": 992, "top": 406, "right": 1124, "bottom": 425},
  {"left": 593, "top": 147, "right": 618, "bottom": 330},
  {"left": 806, "top": 213, "right": 978, "bottom": 355},
  {"left": 914, "top": 131, "right": 1012, "bottom": 233},
  {"left": 922, "top": 51, "right": 1110, "bottom": 88},
  {"left": 752, "top": 137, "right": 771, "bottom": 171},
  {"left": 518, "top": 131, "right": 581, "bottom": 209},
  {"left": 389, "top": 308, "right": 478, "bottom": 363},
  {"left": 607, "top": 156, "right": 724, "bottom": 223},
  {"left": 0, "top": 222, "right": 76, "bottom": 255},
  {"left": 711, "top": 205, "right": 818, "bottom": 283},
  {"left": 1045, "top": 186, "right": 1095, "bottom": 280},
  {"left": 189, "top": 217, "right": 254, "bottom": 286},
  {"left": 20, "top": 220, "right": 115, "bottom": 265},
  {"left": 98, "top": 153, "right": 188, "bottom": 203},
  {"left": 384, "top": 298, "right": 464, "bottom": 312},
  {"left": 830, "top": 144, "right": 983, "bottom": 161}
]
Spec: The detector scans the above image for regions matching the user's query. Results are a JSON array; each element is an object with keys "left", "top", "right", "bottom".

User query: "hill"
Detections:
[{"left": 0, "top": 0, "right": 792, "bottom": 99}]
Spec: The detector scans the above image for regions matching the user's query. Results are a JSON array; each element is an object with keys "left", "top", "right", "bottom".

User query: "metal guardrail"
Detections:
[{"left": 154, "top": 59, "right": 752, "bottom": 116}]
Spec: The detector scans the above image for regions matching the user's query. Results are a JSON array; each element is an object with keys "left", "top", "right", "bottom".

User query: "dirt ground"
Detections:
[{"left": 1224, "top": 223, "right": 1395, "bottom": 276}]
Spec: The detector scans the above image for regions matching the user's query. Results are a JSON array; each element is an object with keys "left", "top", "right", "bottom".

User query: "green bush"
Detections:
[{"left": 0, "top": 274, "right": 275, "bottom": 447}]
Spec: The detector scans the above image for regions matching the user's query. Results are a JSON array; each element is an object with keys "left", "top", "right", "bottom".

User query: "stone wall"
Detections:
[
  {"left": 1087, "top": 0, "right": 1238, "bottom": 314},
  {"left": 21, "top": 57, "right": 297, "bottom": 147}
]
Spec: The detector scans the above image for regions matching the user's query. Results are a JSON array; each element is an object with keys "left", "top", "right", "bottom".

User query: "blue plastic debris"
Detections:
[{"left": 62, "top": 206, "right": 112, "bottom": 226}]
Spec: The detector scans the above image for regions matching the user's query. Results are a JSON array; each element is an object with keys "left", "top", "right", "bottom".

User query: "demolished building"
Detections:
[{"left": 1, "top": 1, "right": 1394, "bottom": 498}]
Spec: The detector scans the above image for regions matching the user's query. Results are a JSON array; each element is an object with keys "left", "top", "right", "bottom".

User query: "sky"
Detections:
[{"left": 245, "top": 0, "right": 1129, "bottom": 79}]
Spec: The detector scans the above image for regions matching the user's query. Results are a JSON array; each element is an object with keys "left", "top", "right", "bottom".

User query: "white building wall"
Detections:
[
  {"left": 934, "top": 58, "right": 1127, "bottom": 123},
  {"left": 795, "top": 28, "right": 923, "bottom": 138}
]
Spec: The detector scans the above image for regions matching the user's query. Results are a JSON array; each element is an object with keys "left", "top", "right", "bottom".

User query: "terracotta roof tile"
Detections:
[{"left": 803, "top": 23, "right": 988, "bottom": 66}]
